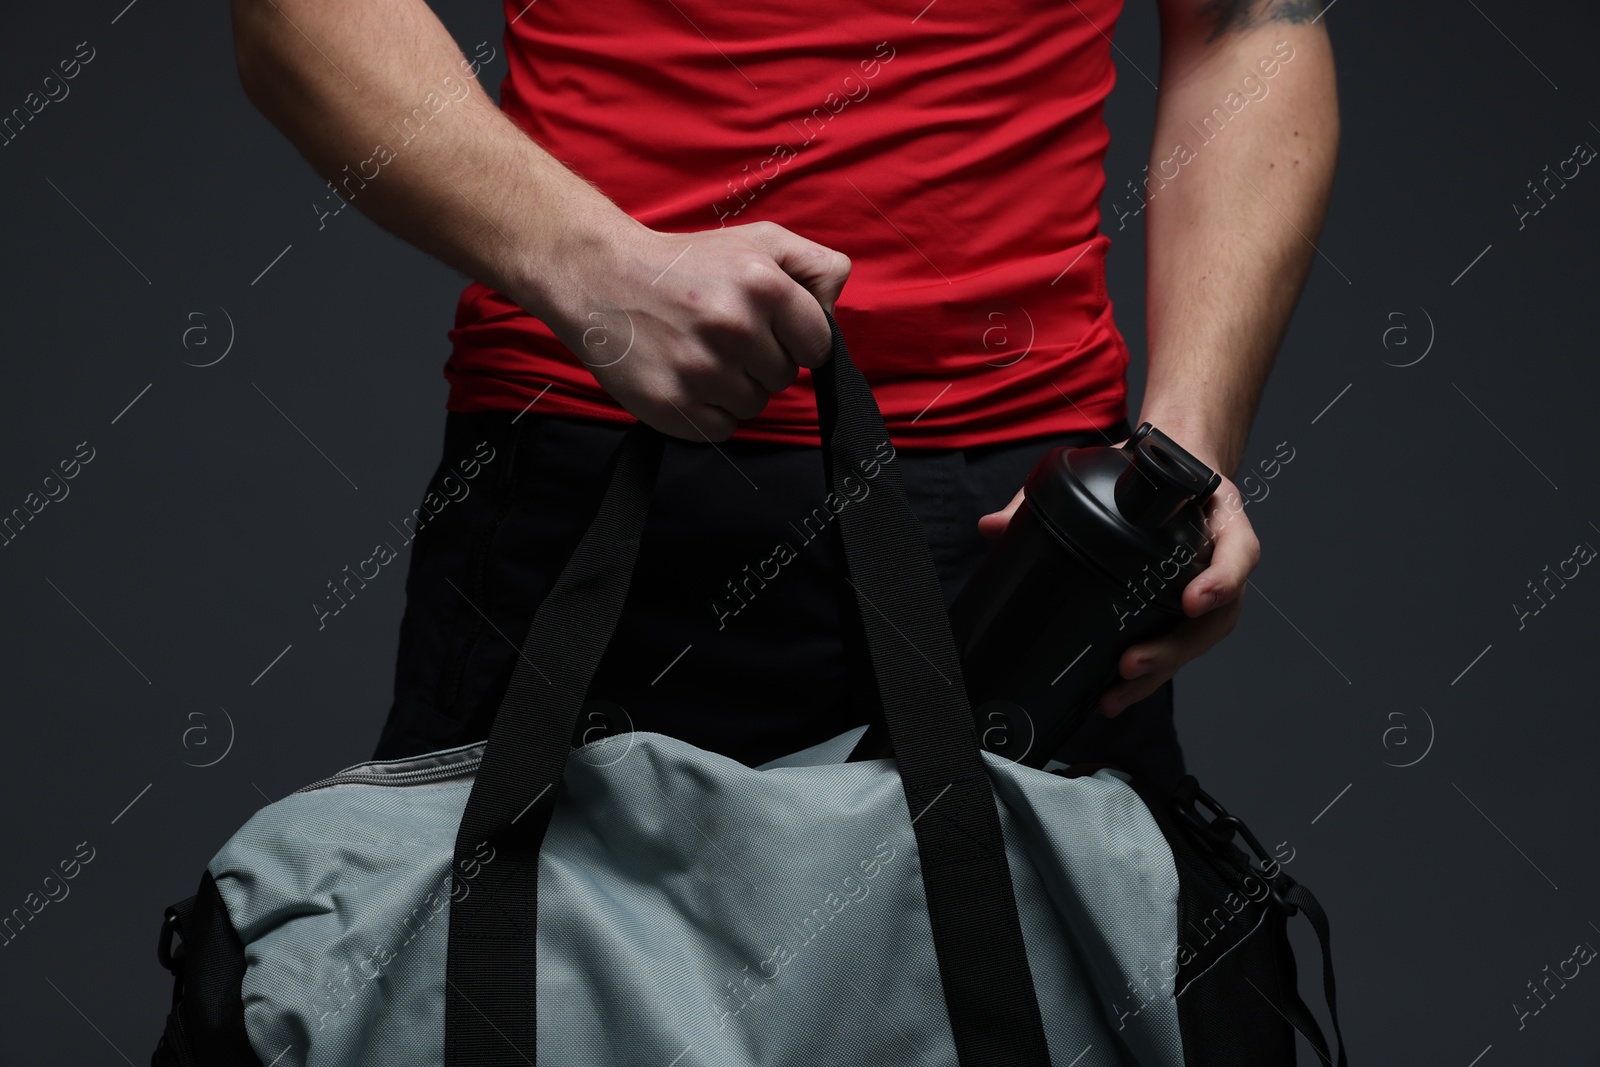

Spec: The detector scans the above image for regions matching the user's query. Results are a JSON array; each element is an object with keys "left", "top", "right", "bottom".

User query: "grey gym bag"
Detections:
[{"left": 150, "top": 311, "right": 1344, "bottom": 1066}]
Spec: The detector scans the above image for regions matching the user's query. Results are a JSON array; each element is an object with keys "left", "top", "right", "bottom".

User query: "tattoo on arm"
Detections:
[{"left": 1198, "top": 0, "right": 1323, "bottom": 40}]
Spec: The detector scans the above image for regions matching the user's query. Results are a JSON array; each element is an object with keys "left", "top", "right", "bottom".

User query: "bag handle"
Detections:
[{"left": 444, "top": 310, "right": 1053, "bottom": 1067}]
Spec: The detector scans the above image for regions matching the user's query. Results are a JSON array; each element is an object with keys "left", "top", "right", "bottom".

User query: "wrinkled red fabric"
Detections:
[{"left": 444, "top": 0, "right": 1131, "bottom": 448}]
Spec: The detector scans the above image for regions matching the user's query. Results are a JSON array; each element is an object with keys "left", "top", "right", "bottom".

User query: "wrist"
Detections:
[
  {"left": 504, "top": 196, "right": 646, "bottom": 323},
  {"left": 1131, "top": 408, "right": 1241, "bottom": 479}
]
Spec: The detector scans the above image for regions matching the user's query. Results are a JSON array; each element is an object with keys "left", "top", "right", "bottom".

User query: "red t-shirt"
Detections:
[{"left": 443, "top": 0, "right": 1131, "bottom": 449}]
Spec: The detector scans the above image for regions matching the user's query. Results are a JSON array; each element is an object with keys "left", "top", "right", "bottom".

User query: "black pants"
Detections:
[{"left": 372, "top": 409, "right": 1185, "bottom": 792}]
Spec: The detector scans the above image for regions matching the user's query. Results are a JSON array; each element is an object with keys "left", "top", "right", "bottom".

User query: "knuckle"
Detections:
[
  {"left": 653, "top": 378, "right": 695, "bottom": 412},
  {"left": 696, "top": 301, "right": 751, "bottom": 339},
  {"left": 703, "top": 405, "right": 738, "bottom": 440},
  {"left": 673, "top": 347, "right": 724, "bottom": 386},
  {"left": 734, "top": 253, "right": 784, "bottom": 294}
]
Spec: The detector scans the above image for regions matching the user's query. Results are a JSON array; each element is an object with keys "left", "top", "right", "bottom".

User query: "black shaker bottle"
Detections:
[{"left": 847, "top": 423, "right": 1221, "bottom": 769}]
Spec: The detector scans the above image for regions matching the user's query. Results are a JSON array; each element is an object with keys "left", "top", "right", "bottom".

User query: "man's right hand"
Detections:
[
  {"left": 231, "top": 0, "right": 847, "bottom": 443},
  {"left": 539, "top": 218, "right": 852, "bottom": 442}
]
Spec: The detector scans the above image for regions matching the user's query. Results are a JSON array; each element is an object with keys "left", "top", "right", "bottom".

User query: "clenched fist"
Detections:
[{"left": 540, "top": 218, "right": 852, "bottom": 442}]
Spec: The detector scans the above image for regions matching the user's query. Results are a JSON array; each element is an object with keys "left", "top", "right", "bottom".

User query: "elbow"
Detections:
[{"left": 229, "top": 0, "right": 280, "bottom": 104}]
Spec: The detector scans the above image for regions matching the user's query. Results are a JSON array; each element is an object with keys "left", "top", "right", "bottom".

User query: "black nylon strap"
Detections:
[
  {"left": 812, "top": 319, "right": 1053, "bottom": 1065},
  {"left": 445, "top": 414, "right": 664, "bottom": 1065},
  {"left": 444, "top": 311, "right": 1051, "bottom": 1066},
  {"left": 1281, "top": 883, "right": 1348, "bottom": 1066}
]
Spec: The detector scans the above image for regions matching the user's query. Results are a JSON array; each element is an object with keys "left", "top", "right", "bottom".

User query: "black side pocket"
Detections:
[
  {"left": 150, "top": 871, "right": 264, "bottom": 1067},
  {"left": 1131, "top": 774, "right": 1300, "bottom": 1067}
]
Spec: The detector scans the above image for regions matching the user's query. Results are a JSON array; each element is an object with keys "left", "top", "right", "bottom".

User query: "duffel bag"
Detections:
[{"left": 149, "top": 310, "right": 1346, "bottom": 1066}]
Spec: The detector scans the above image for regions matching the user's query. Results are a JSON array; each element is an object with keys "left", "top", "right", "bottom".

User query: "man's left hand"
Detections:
[{"left": 975, "top": 441, "right": 1261, "bottom": 718}]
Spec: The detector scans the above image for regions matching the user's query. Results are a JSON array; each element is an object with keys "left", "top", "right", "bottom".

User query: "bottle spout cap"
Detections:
[{"left": 1113, "top": 424, "right": 1222, "bottom": 529}]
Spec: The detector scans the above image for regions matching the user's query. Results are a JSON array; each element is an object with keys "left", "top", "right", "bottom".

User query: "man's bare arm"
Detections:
[
  {"left": 232, "top": 0, "right": 610, "bottom": 332},
  {"left": 1097, "top": 0, "right": 1337, "bottom": 713},
  {"left": 230, "top": 0, "right": 850, "bottom": 440},
  {"left": 982, "top": 2, "right": 1338, "bottom": 716},
  {"left": 1137, "top": 0, "right": 1339, "bottom": 478}
]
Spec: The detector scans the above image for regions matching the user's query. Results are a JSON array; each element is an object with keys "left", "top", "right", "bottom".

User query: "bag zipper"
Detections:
[{"left": 291, "top": 747, "right": 485, "bottom": 795}]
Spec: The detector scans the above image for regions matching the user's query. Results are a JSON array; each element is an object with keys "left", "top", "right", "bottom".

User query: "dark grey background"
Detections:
[{"left": 2, "top": 0, "right": 1597, "bottom": 1063}]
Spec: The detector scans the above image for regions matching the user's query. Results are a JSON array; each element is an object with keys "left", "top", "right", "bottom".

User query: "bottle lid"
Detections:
[
  {"left": 1023, "top": 424, "right": 1220, "bottom": 600},
  {"left": 1115, "top": 424, "right": 1222, "bottom": 528}
]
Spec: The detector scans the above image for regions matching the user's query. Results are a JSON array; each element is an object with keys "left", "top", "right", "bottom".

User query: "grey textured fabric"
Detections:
[{"left": 208, "top": 726, "right": 1185, "bottom": 1066}]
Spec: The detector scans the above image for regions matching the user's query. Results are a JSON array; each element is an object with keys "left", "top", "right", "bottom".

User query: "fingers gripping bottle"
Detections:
[{"left": 848, "top": 424, "right": 1221, "bottom": 769}]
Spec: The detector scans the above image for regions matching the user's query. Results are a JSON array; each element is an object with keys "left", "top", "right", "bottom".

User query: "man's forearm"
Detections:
[
  {"left": 1135, "top": 13, "right": 1338, "bottom": 478},
  {"left": 230, "top": 0, "right": 636, "bottom": 320},
  {"left": 231, "top": 0, "right": 855, "bottom": 442}
]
